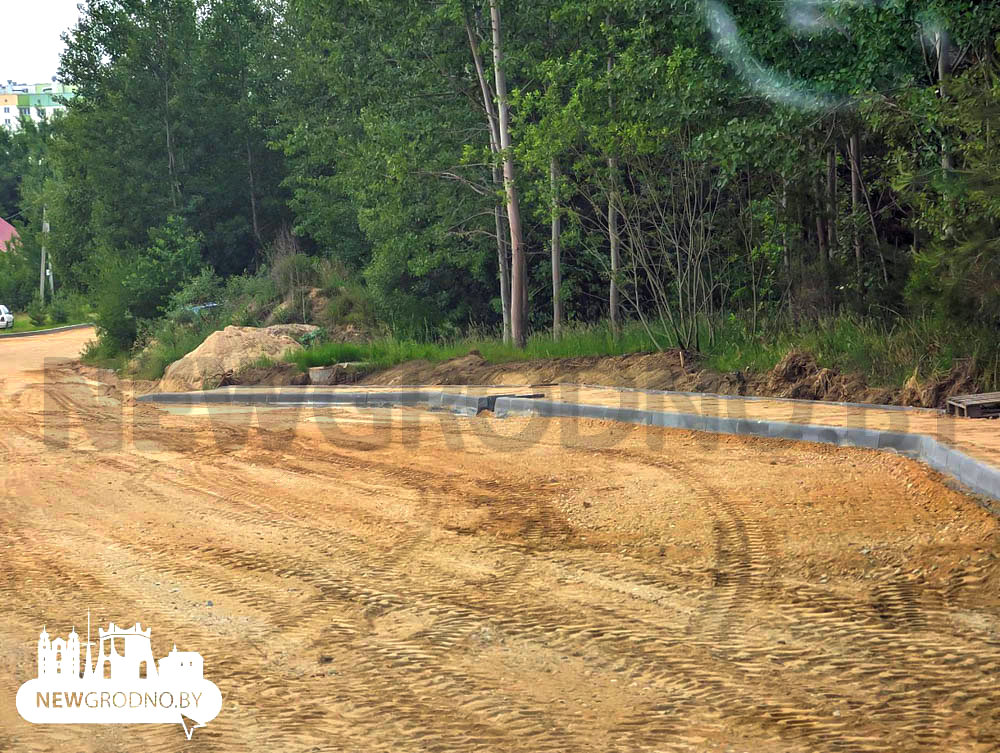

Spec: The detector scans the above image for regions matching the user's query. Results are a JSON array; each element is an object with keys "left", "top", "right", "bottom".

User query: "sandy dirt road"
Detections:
[{"left": 1, "top": 328, "right": 999, "bottom": 752}]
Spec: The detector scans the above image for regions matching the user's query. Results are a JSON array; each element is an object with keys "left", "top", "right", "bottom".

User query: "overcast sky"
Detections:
[{"left": 1, "top": 1, "right": 83, "bottom": 84}]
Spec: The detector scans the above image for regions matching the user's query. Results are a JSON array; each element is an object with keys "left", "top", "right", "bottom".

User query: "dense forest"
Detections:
[{"left": 2, "top": 0, "right": 1000, "bottom": 386}]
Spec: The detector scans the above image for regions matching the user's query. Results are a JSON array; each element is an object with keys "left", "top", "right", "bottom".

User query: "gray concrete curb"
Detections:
[
  {"left": 493, "top": 397, "right": 1000, "bottom": 502},
  {"left": 0, "top": 322, "right": 94, "bottom": 339},
  {"left": 136, "top": 388, "right": 521, "bottom": 416},
  {"left": 137, "top": 387, "right": 1000, "bottom": 502}
]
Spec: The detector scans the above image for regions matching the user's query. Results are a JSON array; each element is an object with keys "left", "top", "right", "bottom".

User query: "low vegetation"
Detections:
[
  {"left": 287, "top": 314, "right": 1000, "bottom": 394},
  {"left": 0, "top": 292, "right": 93, "bottom": 337}
]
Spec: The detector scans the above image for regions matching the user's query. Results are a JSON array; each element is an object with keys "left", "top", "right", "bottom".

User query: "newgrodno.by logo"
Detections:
[{"left": 16, "top": 615, "right": 222, "bottom": 739}]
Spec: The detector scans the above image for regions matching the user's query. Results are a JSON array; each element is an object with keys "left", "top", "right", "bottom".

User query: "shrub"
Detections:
[
  {"left": 26, "top": 296, "right": 47, "bottom": 326},
  {"left": 266, "top": 226, "right": 318, "bottom": 299},
  {"left": 323, "top": 282, "right": 376, "bottom": 328},
  {"left": 316, "top": 257, "right": 351, "bottom": 294},
  {"left": 81, "top": 337, "right": 129, "bottom": 371},
  {"left": 0, "top": 248, "right": 37, "bottom": 311},
  {"left": 222, "top": 274, "right": 279, "bottom": 327},
  {"left": 124, "top": 216, "right": 204, "bottom": 322},
  {"left": 48, "top": 296, "right": 69, "bottom": 324},
  {"left": 271, "top": 253, "right": 318, "bottom": 299},
  {"left": 59, "top": 291, "right": 93, "bottom": 321},
  {"left": 166, "top": 268, "right": 224, "bottom": 315},
  {"left": 93, "top": 217, "right": 203, "bottom": 351}
]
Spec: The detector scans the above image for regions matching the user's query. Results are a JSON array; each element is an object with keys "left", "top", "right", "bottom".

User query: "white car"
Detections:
[{"left": 0, "top": 305, "right": 13, "bottom": 329}]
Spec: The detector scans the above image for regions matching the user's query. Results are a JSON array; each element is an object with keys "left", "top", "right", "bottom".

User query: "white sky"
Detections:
[{"left": 0, "top": 1, "right": 84, "bottom": 84}]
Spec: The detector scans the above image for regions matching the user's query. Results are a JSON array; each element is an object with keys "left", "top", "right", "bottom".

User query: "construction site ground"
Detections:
[{"left": 1, "top": 328, "right": 999, "bottom": 752}]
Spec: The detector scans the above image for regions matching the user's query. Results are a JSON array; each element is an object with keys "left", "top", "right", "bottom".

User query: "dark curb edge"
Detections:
[{"left": 137, "top": 388, "right": 1000, "bottom": 502}]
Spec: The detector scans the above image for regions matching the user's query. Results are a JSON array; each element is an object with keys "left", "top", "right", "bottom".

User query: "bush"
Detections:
[
  {"left": 322, "top": 282, "right": 376, "bottom": 328},
  {"left": 48, "top": 296, "right": 69, "bottom": 324},
  {"left": 59, "top": 291, "right": 93, "bottom": 321},
  {"left": 0, "top": 249, "right": 37, "bottom": 311},
  {"left": 316, "top": 257, "right": 351, "bottom": 294},
  {"left": 125, "top": 216, "right": 204, "bottom": 322},
  {"left": 92, "top": 217, "right": 203, "bottom": 351},
  {"left": 222, "top": 274, "right": 279, "bottom": 327},
  {"left": 93, "top": 254, "right": 138, "bottom": 350},
  {"left": 165, "top": 268, "right": 224, "bottom": 316},
  {"left": 26, "top": 296, "right": 47, "bottom": 326},
  {"left": 271, "top": 253, "right": 318, "bottom": 299},
  {"left": 81, "top": 337, "right": 129, "bottom": 371},
  {"left": 133, "top": 319, "right": 219, "bottom": 381}
]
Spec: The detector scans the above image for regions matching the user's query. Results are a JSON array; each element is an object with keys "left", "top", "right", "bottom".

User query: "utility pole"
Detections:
[{"left": 39, "top": 206, "right": 48, "bottom": 302}]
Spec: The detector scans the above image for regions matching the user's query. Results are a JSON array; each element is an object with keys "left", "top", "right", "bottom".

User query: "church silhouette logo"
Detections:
[{"left": 16, "top": 614, "right": 222, "bottom": 739}]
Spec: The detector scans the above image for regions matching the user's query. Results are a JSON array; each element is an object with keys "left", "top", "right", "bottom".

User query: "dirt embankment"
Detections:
[
  {"left": 365, "top": 349, "right": 979, "bottom": 409},
  {"left": 167, "top": 322, "right": 978, "bottom": 408}
]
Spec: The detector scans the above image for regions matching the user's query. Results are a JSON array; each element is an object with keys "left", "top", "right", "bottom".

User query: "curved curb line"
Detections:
[
  {"left": 137, "top": 387, "right": 1000, "bottom": 503},
  {"left": 0, "top": 322, "right": 95, "bottom": 339},
  {"left": 493, "top": 397, "right": 1000, "bottom": 503}
]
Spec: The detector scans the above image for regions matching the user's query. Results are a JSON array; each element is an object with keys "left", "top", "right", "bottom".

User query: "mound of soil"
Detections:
[
  {"left": 159, "top": 324, "right": 317, "bottom": 392},
  {"left": 220, "top": 361, "right": 309, "bottom": 387},
  {"left": 364, "top": 347, "right": 979, "bottom": 408}
]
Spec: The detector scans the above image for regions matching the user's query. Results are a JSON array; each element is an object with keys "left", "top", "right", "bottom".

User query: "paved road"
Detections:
[{"left": 1, "top": 329, "right": 998, "bottom": 752}]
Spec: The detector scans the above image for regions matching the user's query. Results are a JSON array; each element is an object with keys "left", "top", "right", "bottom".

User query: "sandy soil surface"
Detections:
[{"left": 2, "top": 328, "right": 999, "bottom": 752}]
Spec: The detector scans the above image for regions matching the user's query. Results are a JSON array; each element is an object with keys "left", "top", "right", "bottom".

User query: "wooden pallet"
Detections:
[{"left": 946, "top": 392, "right": 1000, "bottom": 418}]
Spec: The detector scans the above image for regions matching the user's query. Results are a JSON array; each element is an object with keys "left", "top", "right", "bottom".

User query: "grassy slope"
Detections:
[{"left": 288, "top": 315, "right": 1000, "bottom": 393}]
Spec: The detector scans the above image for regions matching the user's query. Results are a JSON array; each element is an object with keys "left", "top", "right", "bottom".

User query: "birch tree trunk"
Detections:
[
  {"left": 849, "top": 132, "right": 862, "bottom": 277},
  {"left": 163, "top": 73, "right": 180, "bottom": 210},
  {"left": 238, "top": 25, "right": 261, "bottom": 246},
  {"left": 550, "top": 156, "right": 562, "bottom": 338},
  {"left": 495, "top": 170, "right": 512, "bottom": 342},
  {"left": 490, "top": 0, "right": 527, "bottom": 347},
  {"left": 815, "top": 169, "right": 830, "bottom": 299},
  {"left": 826, "top": 147, "right": 837, "bottom": 259},
  {"left": 465, "top": 13, "right": 511, "bottom": 342},
  {"left": 606, "top": 24, "right": 620, "bottom": 336},
  {"left": 937, "top": 31, "right": 953, "bottom": 173},
  {"left": 608, "top": 157, "right": 621, "bottom": 335}
]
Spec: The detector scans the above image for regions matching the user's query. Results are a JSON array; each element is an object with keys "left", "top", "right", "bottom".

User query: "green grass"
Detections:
[
  {"left": 80, "top": 337, "right": 130, "bottom": 372},
  {"left": 0, "top": 312, "right": 93, "bottom": 336},
  {"left": 286, "top": 321, "right": 668, "bottom": 372},
  {"left": 80, "top": 304, "right": 1000, "bottom": 398},
  {"left": 288, "top": 313, "right": 1000, "bottom": 394}
]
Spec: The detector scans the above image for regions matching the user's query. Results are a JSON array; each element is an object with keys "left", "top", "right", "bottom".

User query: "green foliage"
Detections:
[
  {"left": 270, "top": 253, "right": 318, "bottom": 299},
  {"left": 26, "top": 296, "right": 48, "bottom": 327},
  {"left": 80, "top": 337, "right": 130, "bottom": 372},
  {"left": 132, "top": 317, "right": 221, "bottom": 381},
  {"left": 48, "top": 296, "right": 69, "bottom": 324},
  {"left": 167, "top": 268, "right": 225, "bottom": 311},
  {"left": 287, "top": 320, "right": 670, "bottom": 372},
  {"left": 221, "top": 273, "right": 279, "bottom": 327},
  {"left": 28, "top": 0, "right": 1000, "bottom": 394},
  {"left": 93, "top": 253, "right": 138, "bottom": 350},
  {"left": 127, "top": 217, "right": 203, "bottom": 321},
  {"left": 0, "top": 246, "right": 39, "bottom": 311},
  {"left": 322, "top": 283, "right": 376, "bottom": 329}
]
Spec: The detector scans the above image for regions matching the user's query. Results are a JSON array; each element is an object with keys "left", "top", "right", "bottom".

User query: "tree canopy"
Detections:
[{"left": 5, "top": 0, "right": 998, "bottom": 352}]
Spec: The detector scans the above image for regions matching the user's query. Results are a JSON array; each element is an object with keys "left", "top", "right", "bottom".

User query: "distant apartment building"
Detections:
[{"left": 0, "top": 81, "right": 76, "bottom": 131}]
